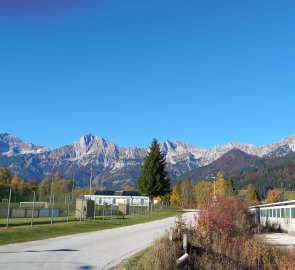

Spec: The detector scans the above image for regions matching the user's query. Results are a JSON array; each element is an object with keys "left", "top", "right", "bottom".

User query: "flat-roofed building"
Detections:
[{"left": 84, "top": 190, "right": 150, "bottom": 206}]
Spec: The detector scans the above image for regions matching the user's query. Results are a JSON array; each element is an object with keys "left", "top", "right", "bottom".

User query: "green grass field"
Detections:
[
  {"left": 283, "top": 190, "right": 295, "bottom": 200},
  {"left": 0, "top": 209, "right": 178, "bottom": 246}
]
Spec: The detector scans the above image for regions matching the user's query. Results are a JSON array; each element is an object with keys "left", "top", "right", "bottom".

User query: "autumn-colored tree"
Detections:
[
  {"left": 197, "top": 195, "right": 251, "bottom": 238},
  {"left": 27, "top": 179, "right": 39, "bottom": 192},
  {"left": 181, "top": 178, "right": 196, "bottom": 208},
  {"left": 265, "top": 189, "right": 282, "bottom": 204},
  {"left": 170, "top": 180, "right": 182, "bottom": 206},
  {"left": 122, "top": 185, "right": 136, "bottom": 191},
  {"left": 214, "top": 172, "right": 228, "bottom": 197},
  {"left": 289, "top": 193, "right": 295, "bottom": 200},
  {"left": 195, "top": 181, "right": 213, "bottom": 209},
  {"left": 52, "top": 179, "right": 74, "bottom": 199},
  {"left": 11, "top": 176, "right": 26, "bottom": 191},
  {"left": 38, "top": 178, "right": 52, "bottom": 200},
  {"left": 244, "top": 184, "right": 260, "bottom": 206},
  {"left": 0, "top": 167, "right": 12, "bottom": 184}
]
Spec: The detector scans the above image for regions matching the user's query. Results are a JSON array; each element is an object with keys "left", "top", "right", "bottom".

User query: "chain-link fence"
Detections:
[{"left": 0, "top": 189, "right": 170, "bottom": 227}]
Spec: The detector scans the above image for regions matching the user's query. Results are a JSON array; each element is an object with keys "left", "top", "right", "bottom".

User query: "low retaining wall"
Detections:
[{"left": 0, "top": 207, "right": 60, "bottom": 218}]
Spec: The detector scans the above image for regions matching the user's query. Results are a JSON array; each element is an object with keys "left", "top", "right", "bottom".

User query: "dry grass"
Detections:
[{"left": 140, "top": 237, "right": 182, "bottom": 270}]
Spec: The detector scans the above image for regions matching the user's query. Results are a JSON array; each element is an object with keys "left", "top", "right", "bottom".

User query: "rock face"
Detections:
[{"left": 0, "top": 133, "right": 294, "bottom": 188}]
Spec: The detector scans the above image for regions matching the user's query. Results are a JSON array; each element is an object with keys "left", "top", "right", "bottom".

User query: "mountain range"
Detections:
[{"left": 0, "top": 132, "right": 295, "bottom": 189}]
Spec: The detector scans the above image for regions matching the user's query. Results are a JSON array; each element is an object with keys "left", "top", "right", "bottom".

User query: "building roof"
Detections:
[
  {"left": 94, "top": 190, "right": 141, "bottom": 196},
  {"left": 249, "top": 200, "right": 295, "bottom": 209},
  {"left": 94, "top": 190, "right": 115, "bottom": 196}
]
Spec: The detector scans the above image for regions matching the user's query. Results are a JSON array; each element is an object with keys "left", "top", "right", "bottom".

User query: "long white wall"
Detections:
[
  {"left": 84, "top": 195, "right": 150, "bottom": 206},
  {"left": 260, "top": 206, "right": 295, "bottom": 234}
]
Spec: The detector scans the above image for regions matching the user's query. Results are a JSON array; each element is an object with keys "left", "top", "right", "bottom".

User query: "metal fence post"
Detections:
[
  {"left": 31, "top": 191, "right": 36, "bottom": 227},
  {"left": 67, "top": 196, "right": 70, "bottom": 223},
  {"left": 6, "top": 189, "right": 12, "bottom": 228},
  {"left": 51, "top": 194, "right": 54, "bottom": 224},
  {"left": 93, "top": 200, "right": 96, "bottom": 220}
]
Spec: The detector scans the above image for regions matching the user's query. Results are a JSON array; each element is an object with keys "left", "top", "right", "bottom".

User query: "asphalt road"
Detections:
[{"left": 0, "top": 212, "right": 197, "bottom": 270}]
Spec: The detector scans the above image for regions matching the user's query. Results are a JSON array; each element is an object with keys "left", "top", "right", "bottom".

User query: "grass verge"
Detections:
[
  {"left": 0, "top": 210, "right": 178, "bottom": 246},
  {"left": 123, "top": 248, "right": 149, "bottom": 270}
]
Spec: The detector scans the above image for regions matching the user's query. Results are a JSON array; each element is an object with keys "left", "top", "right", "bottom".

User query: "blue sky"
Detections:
[{"left": 0, "top": 0, "right": 294, "bottom": 149}]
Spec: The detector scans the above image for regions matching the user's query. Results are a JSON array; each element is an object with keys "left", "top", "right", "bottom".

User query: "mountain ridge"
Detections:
[{"left": 0, "top": 132, "right": 294, "bottom": 188}]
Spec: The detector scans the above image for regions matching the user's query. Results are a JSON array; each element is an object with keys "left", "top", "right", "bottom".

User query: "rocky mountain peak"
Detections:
[
  {"left": 81, "top": 133, "right": 95, "bottom": 145},
  {"left": 73, "top": 134, "right": 110, "bottom": 157},
  {"left": 278, "top": 135, "right": 295, "bottom": 151},
  {"left": 0, "top": 133, "right": 46, "bottom": 156}
]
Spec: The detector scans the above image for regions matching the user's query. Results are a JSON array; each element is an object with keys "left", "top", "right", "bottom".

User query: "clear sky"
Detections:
[{"left": 0, "top": 0, "right": 294, "bottom": 149}]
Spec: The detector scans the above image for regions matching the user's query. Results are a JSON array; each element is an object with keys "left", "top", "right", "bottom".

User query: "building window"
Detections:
[
  {"left": 112, "top": 198, "right": 116, "bottom": 205},
  {"left": 286, "top": 208, "right": 290, "bottom": 218},
  {"left": 281, "top": 208, "right": 285, "bottom": 218},
  {"left": 277, "top": 208, "right": 281, "bottom": 218},
  {"left": 273, "top": 209, "right": 276, "bottom": 217},
  {"left": 291, "top": 208, "right": 295, "bottom": 218}
]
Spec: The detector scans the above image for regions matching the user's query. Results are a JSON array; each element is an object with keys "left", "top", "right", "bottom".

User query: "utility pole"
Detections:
[
  {"left": 211, "top": 176, "right": 216, "bottom": 200},
  {"left": 51, "top": 194, "right": 54, "bottom": 224},
  {"left": 71, "top": 171, "right": 75, "bottom": 203},
  {"left": 89, "top": 165, "right": 93, "bottom": 200}
]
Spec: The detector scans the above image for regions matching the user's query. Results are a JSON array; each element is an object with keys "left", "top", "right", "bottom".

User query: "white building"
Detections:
[
  {"left": 249, "top": 200, "right": 295, "bottom": 234},
  {"left": 84, "top": 190, "right": 150, "bottom": 207}
]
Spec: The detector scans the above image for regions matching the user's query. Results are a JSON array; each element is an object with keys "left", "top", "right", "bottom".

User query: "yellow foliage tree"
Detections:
[
  {"left": 214, "top": 172, "right": 228, "bottom": 197},
  {"left": 289, "top": 193, "right": 295, "bottom": 200},
  {"left": 244, "top": 184, "right": 260, "bottom": 206},
  {"left": 170, "top": 181, "right": 182, "bottom": 206},
  {"left": 195, "top": 181, "right": 213, "bottom": 209},
  {"left": 181, "top": 178, "right": 196, "bottom": 207},
  {"left": 122, "top": 185, "right": 136, "bottom": 191},
  {"left": 265, "top": 189, "right": 282, "bottom": 204},
  {"left": 11, "top": 176, "right": 27, "bottom": 191}
]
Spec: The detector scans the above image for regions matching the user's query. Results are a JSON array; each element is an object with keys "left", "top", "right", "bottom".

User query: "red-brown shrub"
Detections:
[{"left": 197, "top": 195, "right": 251, "bottom": 239}]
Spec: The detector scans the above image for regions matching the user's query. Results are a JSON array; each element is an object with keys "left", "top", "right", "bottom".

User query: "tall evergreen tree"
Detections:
[
  {"left": 138, "top": 138, "right": 170, "bottom": 198},
  {"left": 227, "top": 176, "right": 239, "bottom": 196}
]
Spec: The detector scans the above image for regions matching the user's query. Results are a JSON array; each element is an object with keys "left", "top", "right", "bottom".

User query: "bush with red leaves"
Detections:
[{"left": 197, "top": 195, "right": 251, "bottom": 239}]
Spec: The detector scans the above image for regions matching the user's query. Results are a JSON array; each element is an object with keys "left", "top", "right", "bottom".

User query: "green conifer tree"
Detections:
[
  {"left": 227, "top": 176, "right": 239, "bottom": 196},
  {"left": 138, "top": 138, "right": 170, "bottom": 199}
]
